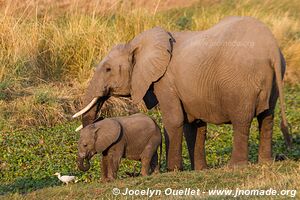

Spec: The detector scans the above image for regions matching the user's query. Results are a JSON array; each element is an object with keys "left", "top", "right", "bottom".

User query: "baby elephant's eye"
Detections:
[
  {"left": 106, "top": 67, "right": 111, "bottom": 72},
  {"left": 83, "top": 144, "right": 88, "bottom": 147}
]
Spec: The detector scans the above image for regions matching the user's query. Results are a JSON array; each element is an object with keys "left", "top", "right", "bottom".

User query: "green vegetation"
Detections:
[{"left": 1, "top": 0, "right": 300, "bottom": 199}]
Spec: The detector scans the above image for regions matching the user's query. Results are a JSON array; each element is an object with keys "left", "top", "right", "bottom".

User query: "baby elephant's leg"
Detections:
[
  {"left": 107, "top": 152, "right": 122, "bottom": 181},
  {"left": 101, "top": 154, "right": 109, "bottom": 182},
  {"left": 141, "top": 135, "right": 160, "bottom": 176},
  {"left": 140, "top": 147, "right": 151, "bottom": 176}
]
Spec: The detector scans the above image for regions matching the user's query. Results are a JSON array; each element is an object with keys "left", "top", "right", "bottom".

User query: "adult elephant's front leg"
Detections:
[
  {"left": 159, "top": 103, "right": 184, "bottom": 171},
  {"left": 154, "top": 82, "right": 184, "bottom": 171},
  {"left": 164, "top": 122, "right": 184, "bottom": 171},
  {"left": 184, "top": 122, "right": 208, "bottom": 170}
]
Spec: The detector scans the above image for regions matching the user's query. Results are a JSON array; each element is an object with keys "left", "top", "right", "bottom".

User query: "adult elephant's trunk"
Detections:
[{"left": 77, "top": 156, "right": 91, "bottom": 172}]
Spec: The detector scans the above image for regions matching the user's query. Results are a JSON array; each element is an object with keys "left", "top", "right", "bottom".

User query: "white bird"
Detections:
[{"left": 54, "top": 172, "right": 77, "bottom": 184}]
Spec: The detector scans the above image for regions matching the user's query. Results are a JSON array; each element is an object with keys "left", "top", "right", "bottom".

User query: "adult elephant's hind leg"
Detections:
[
  {"left": 229, "top": 123, "right": 251, "bottom": 166},
  {"left": 257, "top": 112, "right": 274, "bottom": 163},
  {"left": 257, "top": 81, "right": 278, "bottom": 163},
  {"left": 228, "top": 91, "right": 256, "bottom": 167}
]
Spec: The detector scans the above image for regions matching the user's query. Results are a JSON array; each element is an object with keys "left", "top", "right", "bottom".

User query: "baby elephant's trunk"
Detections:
[{"left": 77, "top": 155, "right": 91, "bottom": 172}]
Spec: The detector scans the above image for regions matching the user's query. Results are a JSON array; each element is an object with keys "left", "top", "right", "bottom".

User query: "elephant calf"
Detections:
[{"left": 77, "top": 113, "right": 162, "bottom": 181}]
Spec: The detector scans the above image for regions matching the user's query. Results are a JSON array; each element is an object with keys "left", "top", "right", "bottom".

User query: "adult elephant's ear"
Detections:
[
  {"left": 129, "top": 27, "right": 173, "bottom": 104},
  {"left": 93, "top": 119, "right": 121, "bottom": 153}
]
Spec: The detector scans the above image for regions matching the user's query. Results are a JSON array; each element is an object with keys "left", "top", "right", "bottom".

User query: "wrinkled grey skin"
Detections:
[
  {"left": 75, "top": 16, "right": 291, "bottom": 171},
  {"left": 77, "top": 113, "right": 162, "bottom": 181}
]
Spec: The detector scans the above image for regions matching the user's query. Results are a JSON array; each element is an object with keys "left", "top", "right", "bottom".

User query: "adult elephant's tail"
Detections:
[{"left": 273, "top": 50, "right": 292, "bottom": 148}]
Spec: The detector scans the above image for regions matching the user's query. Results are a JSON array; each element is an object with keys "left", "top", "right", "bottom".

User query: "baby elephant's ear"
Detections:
[{"left": 94, "top": 119, "right": 121, "bottom": 153}]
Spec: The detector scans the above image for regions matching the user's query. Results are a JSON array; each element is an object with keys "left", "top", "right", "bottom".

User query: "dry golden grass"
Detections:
[
  {"left": 0, "top": 82, "right": 143, "bottom": 131},
  {"left": 0, "top": 0, "right": 198, "bottom": 16}
]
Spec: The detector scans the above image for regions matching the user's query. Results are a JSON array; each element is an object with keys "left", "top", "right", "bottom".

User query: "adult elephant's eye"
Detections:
[
  {"left": 106, "top": 67, "right": 111, "bottom": 72},
  {"left": 83, "top": 144, "right": 87, "bottom": 147}
]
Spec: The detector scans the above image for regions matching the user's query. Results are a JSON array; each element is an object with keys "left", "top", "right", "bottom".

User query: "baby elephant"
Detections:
[{"left": 77, "top": 113, "right": 162, "bottom": 181}]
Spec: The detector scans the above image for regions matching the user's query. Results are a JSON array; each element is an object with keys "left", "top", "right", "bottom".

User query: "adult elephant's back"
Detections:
[{"left": 170, "top": 16, "right": 283, "bottom": 125}]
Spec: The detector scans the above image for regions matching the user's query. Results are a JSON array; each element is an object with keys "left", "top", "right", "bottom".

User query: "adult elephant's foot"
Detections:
[
  {"left": 101, "top": 178, "right": 111, "bottom": 183},
  {"left": 194, "top": 155, "right": 208, "bottom": 170},
  {"left": 194, "top": 162, "right": 208, "bottom": 170},
  {"left": 258, "top": 148, "right": 272, "bottom": 163},
  {"left": 167, "top": 163, "right": 183, "bottom": 171},
  {"left": 228, "top": 149, "right": 249, "bottom": 167},
  {"left": 167, "top": 156, "right": 183, "bottom": 171},
  {"left": 105, "top": 177, "right": 115, "bottom": 182},
  {"left": 258, "top": 156, "right": 273, "bottom": 164},
  {"left": 228, "top": 159, "right": 248, "bottom": 168}
]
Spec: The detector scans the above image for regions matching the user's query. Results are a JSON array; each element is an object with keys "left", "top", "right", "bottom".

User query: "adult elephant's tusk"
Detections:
[
  {"left": 75, "top": 125, "right": 83, "bottom": 132},
  {"left": 72, "top": 97, "right": 99, "bottom": 118}
]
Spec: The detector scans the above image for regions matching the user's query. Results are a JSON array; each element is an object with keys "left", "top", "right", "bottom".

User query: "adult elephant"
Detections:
[{"left": 73, "top": 16, "right": 291, "bottom": 171}]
